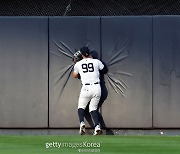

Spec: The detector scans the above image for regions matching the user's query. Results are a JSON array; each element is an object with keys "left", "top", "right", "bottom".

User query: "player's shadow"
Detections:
[{"left": 84, "top": 50, "right": 114, "bottom": 135}]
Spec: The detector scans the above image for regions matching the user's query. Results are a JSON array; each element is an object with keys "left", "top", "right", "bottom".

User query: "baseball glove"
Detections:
[{"left": 73, "top": 50, "right": 83, "bottom": 63}]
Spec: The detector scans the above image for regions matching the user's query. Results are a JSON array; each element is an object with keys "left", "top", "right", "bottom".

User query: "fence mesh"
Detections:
[{"left": 0, "top": 0, "right": 180, "bottom": 16}]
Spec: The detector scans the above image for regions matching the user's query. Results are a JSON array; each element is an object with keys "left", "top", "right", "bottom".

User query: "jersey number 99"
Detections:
[{"left": 82, "top": 63, "right": 94, "bottom": 73}]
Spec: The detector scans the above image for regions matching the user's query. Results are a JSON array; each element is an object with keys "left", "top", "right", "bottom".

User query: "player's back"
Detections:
[{"left": 75, "top": 58, "right": 102, "bottom": 84}]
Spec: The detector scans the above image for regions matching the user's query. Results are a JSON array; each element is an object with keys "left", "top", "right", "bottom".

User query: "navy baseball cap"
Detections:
[{"left": 80, "top": 46, "right": 90, "bottom": 57}]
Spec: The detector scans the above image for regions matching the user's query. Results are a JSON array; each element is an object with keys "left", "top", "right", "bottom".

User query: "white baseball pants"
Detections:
[{"left": 78, "top": 83, "right": 101, "bottom": 112}]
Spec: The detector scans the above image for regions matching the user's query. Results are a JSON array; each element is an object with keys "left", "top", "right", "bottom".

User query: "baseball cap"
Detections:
[{"left": 80, "top": 46, "right": 90, "bottom": 57}]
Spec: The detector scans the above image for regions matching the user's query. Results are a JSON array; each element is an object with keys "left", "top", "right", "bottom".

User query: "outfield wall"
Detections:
[{"left": 0, "top": 16, "right": 180, "bottom": 128}]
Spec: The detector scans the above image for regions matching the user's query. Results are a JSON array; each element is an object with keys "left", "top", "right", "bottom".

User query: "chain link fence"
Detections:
[{"left": 0, "top": 0, "right": 180, "bottom": 16}]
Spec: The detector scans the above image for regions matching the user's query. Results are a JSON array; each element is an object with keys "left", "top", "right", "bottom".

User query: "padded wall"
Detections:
[
  {"left": 153, "top": 16, "right": 180, "bottom": 128},
  {"left": 0, "top": 17, "right": 48, "bottom": 127},
  {"left": 0, "top": 16, "right": 180, "bottom": 129},
  {"left": 101, "top": 17, "right": 153, "bottom": 128},
  {"left": 49, "top": 17, "right": 100, "bottom": 127}
]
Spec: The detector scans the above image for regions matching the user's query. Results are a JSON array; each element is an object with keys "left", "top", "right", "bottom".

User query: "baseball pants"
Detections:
[{"left": 78, "top": 83, "right": 101, "bottom": 112}]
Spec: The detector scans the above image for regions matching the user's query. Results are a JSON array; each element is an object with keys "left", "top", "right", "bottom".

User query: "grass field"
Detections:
[{"left": 0, "top": 135, "right": 180, "bottom": 154}]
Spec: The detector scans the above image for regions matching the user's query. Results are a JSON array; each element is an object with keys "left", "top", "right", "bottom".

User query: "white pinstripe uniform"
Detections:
[{"left": 74, "top": 58, "right": 104, "bottom": 112}]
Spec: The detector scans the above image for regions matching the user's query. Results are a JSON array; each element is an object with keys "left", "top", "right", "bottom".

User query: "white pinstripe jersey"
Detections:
[{"left": 74, "top": 58, "right": 104, "bottom": 85}]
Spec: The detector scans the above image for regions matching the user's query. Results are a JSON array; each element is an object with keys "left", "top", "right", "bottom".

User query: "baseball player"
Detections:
[{"left": 72, "top": 47, "right": 104, "bottom": 135}]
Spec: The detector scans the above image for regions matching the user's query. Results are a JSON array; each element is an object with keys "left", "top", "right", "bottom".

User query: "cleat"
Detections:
[
  {"left": 79, "top": 122, "right": 85, "bottom": 135},
  {"left": 93, "top": 124, "right": 102, "bottom": 135}
]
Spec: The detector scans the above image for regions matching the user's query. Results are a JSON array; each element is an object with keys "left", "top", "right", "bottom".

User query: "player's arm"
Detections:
[
  {"left": 72, "top": 64, "right": 81, "bottom": 79},
  {"left": 99, "top": 61, "right": 108, "bottom": 74}
]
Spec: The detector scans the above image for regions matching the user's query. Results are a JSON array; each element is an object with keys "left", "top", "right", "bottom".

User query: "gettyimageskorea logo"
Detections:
[{"left": 45, "top": 141, "right": 101, "bottom": 149}]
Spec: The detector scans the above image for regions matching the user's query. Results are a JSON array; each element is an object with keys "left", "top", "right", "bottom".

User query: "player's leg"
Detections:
[
  {"left": 89, "top": 85, "right": 102, "bottom": 135},
  {"left": 77, "top": 88, "right": 91, "bottom": 135},
  {"left": 89, "top": 84, "right": 101, "bottom": 126},
  {"left": 78, "top": 108, "right": 85, "bottom": 124},
  {"left": 90, "top": 108, "right": 101, "bottom": 135},
  {"left": 90, "top": 110, "right": 99, "bottom": 128},
  {"left": 78, "top": 97, "right": 91, "bottom": 123}
]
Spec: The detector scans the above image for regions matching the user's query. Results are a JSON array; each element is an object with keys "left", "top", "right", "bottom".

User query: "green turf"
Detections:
[{"left": 0, "top": 135, "right": 180, "bottom": 154}]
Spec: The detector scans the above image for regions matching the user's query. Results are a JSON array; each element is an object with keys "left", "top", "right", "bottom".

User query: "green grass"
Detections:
[{"left": 0, "top": 135, "right": 180, "bottom": 154}]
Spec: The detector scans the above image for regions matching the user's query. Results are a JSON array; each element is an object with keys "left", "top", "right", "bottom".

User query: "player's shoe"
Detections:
[
  {"left": 79, "top": 121, "right": 85, "bottom": 135},
  {"left": 93, "top": 124, "right": 102, "bottom": 135}
]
